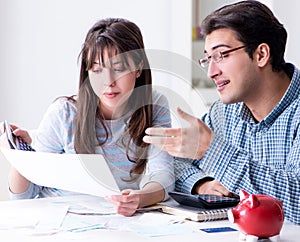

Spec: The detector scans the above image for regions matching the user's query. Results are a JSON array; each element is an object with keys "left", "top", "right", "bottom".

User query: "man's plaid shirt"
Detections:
[{"left": 175, "top": 63, "right": 300, "bottom": 225}]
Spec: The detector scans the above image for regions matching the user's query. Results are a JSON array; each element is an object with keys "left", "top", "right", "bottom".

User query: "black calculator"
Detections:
[
  {"left": 4, "top": 120, "right": 35, "bottom": 151},
  {"left": 169, "top": 191, "right": 240, "bottom": 209},
  {"left": 15, "top": 136, "right": 35, "bottom": 151}
]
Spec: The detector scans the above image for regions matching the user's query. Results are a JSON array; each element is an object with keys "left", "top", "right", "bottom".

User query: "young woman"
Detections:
[{"left": 8, "top": 18, "right": 174, "bottom": 216}]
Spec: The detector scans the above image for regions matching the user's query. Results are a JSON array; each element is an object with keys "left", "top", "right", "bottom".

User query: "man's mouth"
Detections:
[{"left": 217, "top": 80, "right": 230, "bottom": 87}]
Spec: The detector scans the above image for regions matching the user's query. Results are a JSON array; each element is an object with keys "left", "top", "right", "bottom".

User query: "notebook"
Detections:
[{"left": 155, "top": 199, "right": 232, "bottom": 222}]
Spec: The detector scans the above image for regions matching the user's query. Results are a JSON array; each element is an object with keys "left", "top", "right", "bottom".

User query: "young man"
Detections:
[{"left": 143, "top": 0, "right": 300, "bottom": 224}]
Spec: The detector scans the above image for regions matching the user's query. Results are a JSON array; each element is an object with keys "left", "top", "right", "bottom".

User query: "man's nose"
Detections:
[{"left": 207, "top": 61, "right": 221, "bottom": 79}]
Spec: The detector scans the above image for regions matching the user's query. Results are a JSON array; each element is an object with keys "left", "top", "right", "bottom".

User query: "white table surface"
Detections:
[{"left": 0, "top": 194, "right": 298, "bottom": 242}]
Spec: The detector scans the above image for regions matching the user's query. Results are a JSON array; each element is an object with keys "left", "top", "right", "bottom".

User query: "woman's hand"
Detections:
[
  {"left": 0, "top": 121, "right": 32, "bottom": 148},
  {"left": 105, "top": 189, "right": 140, "bottom": 216},
  {"left": 0, "top": 121, "right": 32, "bottom": 194},
  {"left": 105, "top": 182, "right": 165, "bottom": 216}
]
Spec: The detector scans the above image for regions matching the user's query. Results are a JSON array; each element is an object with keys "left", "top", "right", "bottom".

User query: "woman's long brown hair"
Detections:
[{"left": 71, "top": 18, "right": 152, "bottom": 180}]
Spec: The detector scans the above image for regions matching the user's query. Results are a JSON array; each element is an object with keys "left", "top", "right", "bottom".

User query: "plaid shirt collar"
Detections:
[{"left": 239, "top": 63, "right": 299, "bottom": 127}]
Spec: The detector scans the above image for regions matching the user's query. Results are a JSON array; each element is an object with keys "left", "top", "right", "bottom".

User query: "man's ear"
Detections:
[{"left": 254, "top": 43, "right": 270, "bottom": 67}]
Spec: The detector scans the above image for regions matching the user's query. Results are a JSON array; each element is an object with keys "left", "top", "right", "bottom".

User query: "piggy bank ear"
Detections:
[
  {"left": 249, "top": 194, "right": 260, "bottom": 208},
  {"left": 239, "top": 190, "right": 249, "bottom": 200}
]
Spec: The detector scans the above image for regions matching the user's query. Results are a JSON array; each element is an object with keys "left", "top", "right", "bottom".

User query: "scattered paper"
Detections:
[
  {"left": 126, "top": 213, "right": 195, "bottom": 237},
  {"left": 60, "top": 213, "right": 106, "bottom": 232},
  {"left": 53, "top": 196, "right": 116, "bottom": 215},
  {"left": 0, "top": 202, "right": 68, "bottom": 231},
  {"left": 131, "top": 223, "right": 195, "bottom": 237}
]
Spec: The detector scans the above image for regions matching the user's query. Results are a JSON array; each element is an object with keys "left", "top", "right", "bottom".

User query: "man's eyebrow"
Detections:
[{"left": 204, "top": 44, "right": 231, "bottom": 54}]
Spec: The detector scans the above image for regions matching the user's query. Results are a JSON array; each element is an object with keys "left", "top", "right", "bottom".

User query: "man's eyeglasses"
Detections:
[{"left": 198, "top": 45, "right": 247, "bottom": 68}]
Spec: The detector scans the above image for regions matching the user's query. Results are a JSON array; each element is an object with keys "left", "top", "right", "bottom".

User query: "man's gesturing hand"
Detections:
[{"left": 143, "top": 108, "right": 215, "bottom": 159}]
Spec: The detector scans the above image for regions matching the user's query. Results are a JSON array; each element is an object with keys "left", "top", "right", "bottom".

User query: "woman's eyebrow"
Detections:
[{"left": 112, "top": 60, "right": 122, "bottom": 65}]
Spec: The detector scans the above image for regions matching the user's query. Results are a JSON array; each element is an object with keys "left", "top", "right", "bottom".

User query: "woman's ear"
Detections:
[
  {"left": 254, "top": 43, "right": 270, "bottom": 67},
  {"left": 136, "top": 70, "right": 141, "bottom": 78},
  {"left": 136, "top": 61, "right": 144, "bottom": 78}
]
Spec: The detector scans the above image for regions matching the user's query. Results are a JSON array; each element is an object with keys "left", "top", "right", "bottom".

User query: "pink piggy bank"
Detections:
[{"left": 228, "top": 190, "right": 284, "bottom": 242}]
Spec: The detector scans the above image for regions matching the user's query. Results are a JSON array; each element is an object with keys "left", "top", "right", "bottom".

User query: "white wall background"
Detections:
[
  {"left": 0, "top": 0, "right": 299, "bottom": 200},
  {"left": 272, "top": 0, "right": 300, "bottom": 66}
]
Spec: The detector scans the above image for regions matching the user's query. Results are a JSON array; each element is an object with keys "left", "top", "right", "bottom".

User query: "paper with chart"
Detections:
[{"left": 0, "top": 147, "right": 120, "bottom": 196}]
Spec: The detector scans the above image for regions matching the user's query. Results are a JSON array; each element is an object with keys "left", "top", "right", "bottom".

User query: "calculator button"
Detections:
[{"left": 17, "top": 137, "right": 35, "bottom": 151}]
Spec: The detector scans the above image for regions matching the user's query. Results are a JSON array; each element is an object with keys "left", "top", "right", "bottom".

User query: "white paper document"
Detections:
[
  {"left": 0, "top": 202, "right": 69, "bottom": 231},
  {"left": 0, "top": 148, "right": 120, "bottom": 196}
]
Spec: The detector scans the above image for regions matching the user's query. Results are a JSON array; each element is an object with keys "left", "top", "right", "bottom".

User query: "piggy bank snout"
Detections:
[{"left": 227, "top": 208, "right": 239, "bottom": 223}]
